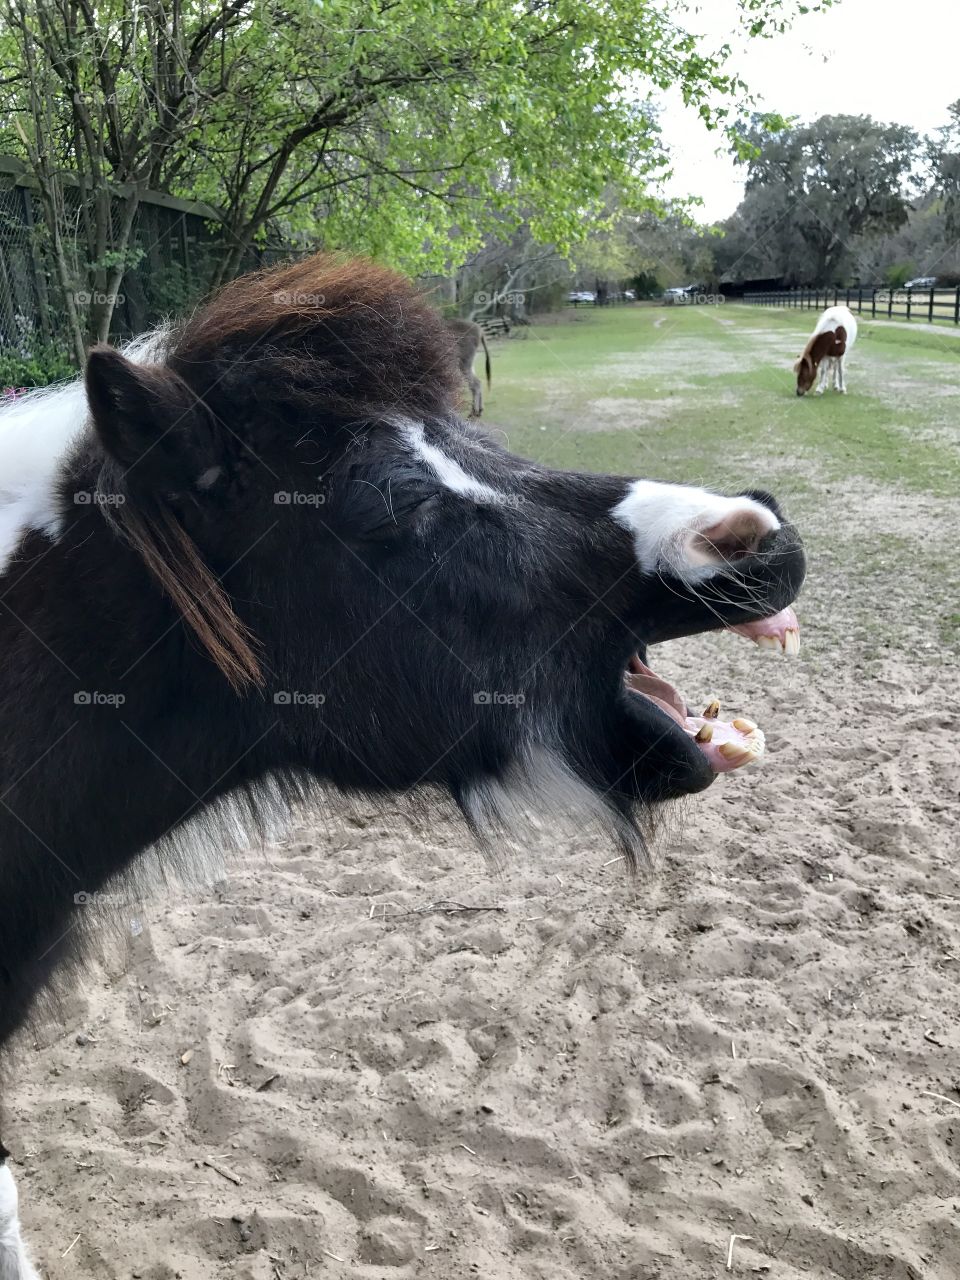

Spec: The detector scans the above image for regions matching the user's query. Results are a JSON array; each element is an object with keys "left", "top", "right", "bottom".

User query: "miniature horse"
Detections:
[
  {"left": 794, "top": 304, "right": 857, "bottom": 396},
  {"left": 0, "top": 256, "right": 804, "bottom": 1275},
  {"left": 447, "top": 317, "right": 491, "bottom": 416}
]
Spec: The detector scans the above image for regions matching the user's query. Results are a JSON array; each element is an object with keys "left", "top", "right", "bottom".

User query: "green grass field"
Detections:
[{"left": 482, "top": 303, "right": 960, "bottom": 650}]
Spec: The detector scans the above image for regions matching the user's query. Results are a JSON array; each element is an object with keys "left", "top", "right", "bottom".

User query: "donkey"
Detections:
[
  {"left": 794, "top": 304, "right": 857, "bottom": 396},
  {"left": 447, "top": 317, "right": 491, "bottom": 416},
  {"left": 0, "top": 255, "right": 804, "bottom": 1275}
]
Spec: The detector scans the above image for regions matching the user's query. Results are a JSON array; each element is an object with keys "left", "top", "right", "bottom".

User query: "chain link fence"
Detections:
[{"left": 0, "top": 157, "right": 302, "bottom": 383}]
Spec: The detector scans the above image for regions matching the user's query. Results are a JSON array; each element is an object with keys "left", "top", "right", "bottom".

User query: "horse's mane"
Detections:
[{"left": 168, "top": 254, "right": 461, "bottom": 419}]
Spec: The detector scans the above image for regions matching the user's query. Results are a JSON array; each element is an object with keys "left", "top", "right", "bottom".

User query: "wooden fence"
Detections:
[
  {"left": 742, "top": 286, "right": 960, "bottom": 326},
  {"left": 0, "top": 154, "right": 299, "bottom": 364}
]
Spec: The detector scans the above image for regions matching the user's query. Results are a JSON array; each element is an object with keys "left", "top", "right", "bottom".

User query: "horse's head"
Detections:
[{"left": 80, "top": 256, "right": 805, "bottom": 860}]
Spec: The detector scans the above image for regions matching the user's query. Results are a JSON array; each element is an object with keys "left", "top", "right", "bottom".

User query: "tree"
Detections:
[
  {"left": 734, "top": 114, "right": 920, "bottom": 283},
  {"left": 0, "top": 0, "right": 835, "bottom": 355},
  {"left": 0, "top": 0, "right": 254, "bottom": 352},
  {"left": 621, "top": 209, "right": 720, "bottom": 289},
  {"left": 930, "top": 100, "right": 960, "bottom": 243}
]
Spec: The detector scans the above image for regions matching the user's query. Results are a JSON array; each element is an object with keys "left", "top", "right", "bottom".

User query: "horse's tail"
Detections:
[{"left": 481, "top": 333, "right": 491, "bottom": 388}]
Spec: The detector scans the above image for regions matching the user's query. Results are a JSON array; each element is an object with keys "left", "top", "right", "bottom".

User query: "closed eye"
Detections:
[{"left": 340, "top": 471, "right": 441, "bottom": 542}]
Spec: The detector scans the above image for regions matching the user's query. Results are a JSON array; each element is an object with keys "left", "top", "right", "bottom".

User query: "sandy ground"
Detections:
[{"left": 5, "top": 341, "right": 960, "bottom": 1279}]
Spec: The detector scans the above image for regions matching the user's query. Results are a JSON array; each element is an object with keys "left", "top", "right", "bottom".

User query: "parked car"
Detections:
[
  {"left": 903, "top": 276, "right": 937, "bottom": 290},
  {"left": 662, "top": 286, "right": 699, "bottom": 304}
]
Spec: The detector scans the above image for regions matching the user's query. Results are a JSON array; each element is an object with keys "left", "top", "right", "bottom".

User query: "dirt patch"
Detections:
[{"left": 7, "top": 321, "right": 960, "bottom": 1279}]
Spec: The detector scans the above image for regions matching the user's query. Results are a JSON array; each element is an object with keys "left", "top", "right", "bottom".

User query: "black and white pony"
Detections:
[{"left": 0, "top": 256, "right": 804, "bottom": 1276}]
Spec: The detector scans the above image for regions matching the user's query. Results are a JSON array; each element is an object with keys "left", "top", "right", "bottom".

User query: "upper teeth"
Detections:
[{"left": 755, "top": 629, "right": 800, "bottom": 656}]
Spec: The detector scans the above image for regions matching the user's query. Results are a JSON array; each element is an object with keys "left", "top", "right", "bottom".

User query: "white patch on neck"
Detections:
[
  {"left": 399, "top": 419, "right": 503, "bottom": 504},
  {"left": 0, "top": 1163, "right": 41, "bottom": 1279},
  {"left": 0, "top": 327, "right": 170, "bottom": 577},
  {"left": 612, "top": 480, "right": 780, "bottom": 582}
]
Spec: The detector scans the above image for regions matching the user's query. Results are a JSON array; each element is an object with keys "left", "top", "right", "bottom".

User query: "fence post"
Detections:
[
  {"left": 871, "top": 288, "right": 876, "bottom": 319},
  {"left": 929, "top": 288, "right": 935, "bottom": 323},
  {"left": 888, "top": 288, "right": 893, "bottom": 320},
  {"left": 846, "top": 288, "right": 850, "bottom": 309},
  {"left": 955, "top": 285, "right": 960, "bottom": 326},
  {"left": 906, "top": 289, "right": 912, "bottom": 322}
]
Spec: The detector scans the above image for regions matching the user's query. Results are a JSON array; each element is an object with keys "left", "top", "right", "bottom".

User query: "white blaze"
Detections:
[{"left": 399, "top": 420, "right": 503, "bottom": 504}]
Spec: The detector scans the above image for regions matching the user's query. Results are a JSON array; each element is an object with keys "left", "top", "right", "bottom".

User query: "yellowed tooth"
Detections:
[
  {"left": 703, "top": 698, "right": 720, "bottom": 720},
  {"left": 718, "top": 742, "right": 750, "bottom": 762},
  {"left": 733, "top": 717, "right": 757, "bottom": 733},
  {"left": 695, "top": 723, "right": 714, "bottom": 743},
  {"left": 755, "top": 634, "right": 780, "bottom": 652},
  {"left": 783, "top": 629, "right": 801, "bottom": 657}
]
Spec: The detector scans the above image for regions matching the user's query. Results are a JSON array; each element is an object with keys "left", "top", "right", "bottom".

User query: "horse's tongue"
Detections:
[{"left": 625, "top": 662, "right": 686, "bottom": 726}]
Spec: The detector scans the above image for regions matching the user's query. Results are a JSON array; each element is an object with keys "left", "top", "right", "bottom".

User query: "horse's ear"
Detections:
[{"left": 86, "top": 345, "right": 223, "bottom": 492}]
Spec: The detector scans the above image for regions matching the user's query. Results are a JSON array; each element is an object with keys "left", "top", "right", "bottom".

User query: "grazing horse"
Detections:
[
  {"left": 447, "top": 317, "right": 491, "bottom": 416},
  {"left": 794, "top": 304, "right": 857, "bottom": 396},
  {"left": 0, "top": 256, "right": 804, "bottom": 1274}
]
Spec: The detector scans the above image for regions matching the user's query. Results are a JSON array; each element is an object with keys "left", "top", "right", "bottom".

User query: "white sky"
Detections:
[{"left": 657, "top": 0, "right": 959, "bottom": 221}]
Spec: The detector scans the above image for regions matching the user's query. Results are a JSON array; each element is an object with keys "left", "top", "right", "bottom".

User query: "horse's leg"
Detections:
[
  {"left": 468, "top": 370, "right": 483, "bottom": 416},
  {"left": 837, "top": 356, "right": 846, "bottom": 393},
  {"left": 0, "top": 1154, "right": 40, "bottom": 1280}
]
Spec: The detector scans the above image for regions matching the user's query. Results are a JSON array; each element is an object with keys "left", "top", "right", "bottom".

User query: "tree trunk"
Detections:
[{"left": 86, "top": 189, "right": 142, "bottom": 346}]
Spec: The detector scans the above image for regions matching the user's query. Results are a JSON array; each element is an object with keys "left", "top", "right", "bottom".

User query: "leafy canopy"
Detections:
[{"left": 0, "top": 0, "right": 832, "bottom": 276}]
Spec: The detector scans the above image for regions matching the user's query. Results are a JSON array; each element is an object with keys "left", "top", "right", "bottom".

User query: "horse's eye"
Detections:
[{"left": 344, "top": 484, "right": 441, "bottom": 544}]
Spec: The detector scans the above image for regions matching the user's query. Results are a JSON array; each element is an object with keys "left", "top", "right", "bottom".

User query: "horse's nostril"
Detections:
[{"left": 692, "top": 504, "right": 778, "bottom": 568}]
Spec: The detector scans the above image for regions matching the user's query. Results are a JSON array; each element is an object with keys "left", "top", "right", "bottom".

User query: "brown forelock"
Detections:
[
  {"left": 169, "top": 255, "right": 461, "bottom": 419},
  {"left": 97, "top": 473, "right": 264, "bottom": 694}
]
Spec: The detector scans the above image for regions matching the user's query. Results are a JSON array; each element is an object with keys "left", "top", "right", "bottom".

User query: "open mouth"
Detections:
[{"left": 623, "top": 607, "right": 800, "bottom": 773}]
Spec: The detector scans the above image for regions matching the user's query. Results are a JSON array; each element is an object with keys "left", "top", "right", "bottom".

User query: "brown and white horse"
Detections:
[{"left": 794, "top": 305, "right": 857, "bottom": 396}]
